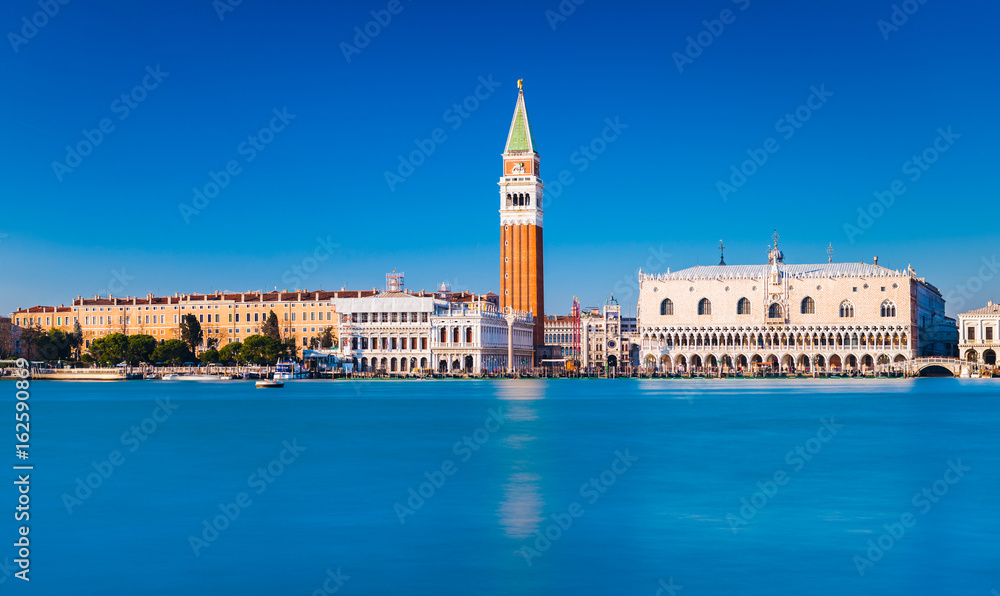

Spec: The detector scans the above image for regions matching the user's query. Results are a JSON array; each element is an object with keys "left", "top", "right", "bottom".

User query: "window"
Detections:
[
  {"left": 737, "top": 298, "right": 751, "bottom": 315},
  {"left": 768, "top": 303, "right": 782, "bottom": 318},
  {"left": 801, "top": 297, "right": 815, "bottom": 314},
  {"left": 880, "top": 301, "right": 896, "bottom": 317},
  {"left": 839, "top": 301, "right": 855, "bottom": 318},
  {"left": 987, "top": 327, "right": 994, "bottom": 341},
  {"left": 659, "top": 299, "right": 673, "bottom": 316},
  {"left": 698, "top": 298, "right": 712, "bottom": 316}
]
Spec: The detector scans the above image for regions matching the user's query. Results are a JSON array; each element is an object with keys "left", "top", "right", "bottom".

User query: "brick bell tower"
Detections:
[{"left": 499, "top": 79, "right": 545, "bottom": 353}]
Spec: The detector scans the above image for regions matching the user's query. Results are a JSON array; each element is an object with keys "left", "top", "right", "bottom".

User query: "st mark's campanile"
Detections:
[{"left": 498, "top": 80, "right": 545, "bottom": 352}]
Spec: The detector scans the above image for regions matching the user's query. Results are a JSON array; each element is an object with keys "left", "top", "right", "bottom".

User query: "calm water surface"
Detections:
[{"left": 5, "top": 378, "right": 999, "bottom": 595}]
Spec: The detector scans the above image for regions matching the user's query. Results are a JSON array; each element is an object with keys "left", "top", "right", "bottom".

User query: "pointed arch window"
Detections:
[
  {"left": 768, "top": 303, "right": 783, "bottom": 319},
  {"left": 839, "top": 301, "right": 855, "bottom": 318},
  {"left": 698, "top": 298, "right": 712, "bottom": 316},
  {"left": 801, "top": 297, "right": 815, "bottom": 314},
  {"left": 660, "top": 298, "right": 673, "bottom": 316},
  {"left": 737, "top": 298, "right": 751, "bottom": 315},
  {"left": 880, "top": 300, "right": 896, "bottom": 317}
]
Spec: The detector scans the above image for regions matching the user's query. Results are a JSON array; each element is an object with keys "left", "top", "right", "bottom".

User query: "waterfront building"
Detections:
[
  {"left": 11, "top": 290, "right": 345, "bottom": 352},
  {"left": 636, "top": 235, "right": 957, "bottom": 373},
  {"left": 957, "top": 302, "right": 1000, "bottom": 365},
  {"left": 10, "top": 274, "right": 535, "bottom": 372},
  {"left": 335, "top": 280, "right": 533, "bottom": 374},
  {"left": 499, "top": 80, "right": 545, "bottom": 354},
  {"left": 543, "top": 296, "right": 639, "bottom": 373}
]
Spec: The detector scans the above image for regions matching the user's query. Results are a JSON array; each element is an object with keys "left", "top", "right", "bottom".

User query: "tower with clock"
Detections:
[{"left": 498, "top": 80, "right": 545, "bottom": 355}]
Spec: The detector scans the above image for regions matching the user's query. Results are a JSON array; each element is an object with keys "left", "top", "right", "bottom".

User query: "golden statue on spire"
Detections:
[{"left": 517, "top": 78, "right": 523, "bottom": 90}]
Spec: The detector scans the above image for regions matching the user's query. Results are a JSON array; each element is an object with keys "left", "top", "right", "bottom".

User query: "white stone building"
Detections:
[
  {"left": 334, "top": 289, "right": 533, "bottom": 374},
  {"left": 957, "top": 302, "right": 1000, "bottom": 366},
  {"left": 543, "top": 296, "right": 639, "bottom": 373},
  {"left": 637, "top": 239, "right": 956, "bottom": 373}
]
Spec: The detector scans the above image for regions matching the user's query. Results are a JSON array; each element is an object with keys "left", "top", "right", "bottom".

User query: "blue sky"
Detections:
[{"left": 2, "top": 0, "right": 998, "bottom": 318}]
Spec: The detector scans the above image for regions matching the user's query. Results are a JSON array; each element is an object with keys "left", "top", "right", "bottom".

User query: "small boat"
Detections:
[{"left": 255, "top": 380, "right": 284, "bottom": 388}]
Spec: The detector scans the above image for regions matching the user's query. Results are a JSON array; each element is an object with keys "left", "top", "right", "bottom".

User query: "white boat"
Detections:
[
  {"left": 256, "top": 380, "right": 284, "bottom": 388},
  {"left": 273, "top": 360, "right": 307, "bottom": 380}
]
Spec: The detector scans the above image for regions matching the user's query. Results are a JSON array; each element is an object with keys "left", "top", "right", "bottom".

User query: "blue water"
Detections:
[{"left": 3, "top": 378, "right": 999, "bottom": 594}]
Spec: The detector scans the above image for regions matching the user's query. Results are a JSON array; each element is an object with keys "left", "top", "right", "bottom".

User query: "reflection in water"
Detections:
[
  {"left": 503, "top": 404, "right": 538, "bottom": 422},
  {"left": 494, "top": 386, "right": 544, "bottom": 539},
  {"left": 501, "top": 434, "right": 536, "bottom": 449},
  {"left": 497, "top": 471, "right": 544, "bottom": 539},
  {"left": 494, "top": 380, "right": 546, "bottom": 401}
]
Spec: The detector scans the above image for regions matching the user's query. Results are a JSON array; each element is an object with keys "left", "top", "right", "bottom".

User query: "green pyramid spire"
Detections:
[{"left": 505, "top": 85, "right": 536, "bottom": 154}]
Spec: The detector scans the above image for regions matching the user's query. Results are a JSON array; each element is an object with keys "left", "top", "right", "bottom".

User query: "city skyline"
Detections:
[{"left": 3, "top": 0, "right": 998, "bottom": 319}]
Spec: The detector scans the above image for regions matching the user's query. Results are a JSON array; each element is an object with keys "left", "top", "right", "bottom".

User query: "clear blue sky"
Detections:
[{"left": 2, "top": 0, "right": 998, "bottom": 318}]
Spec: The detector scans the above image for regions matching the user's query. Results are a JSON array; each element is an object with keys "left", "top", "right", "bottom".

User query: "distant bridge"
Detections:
[{"left": 906, "top": 358, "right": 980, "bottom": 377}]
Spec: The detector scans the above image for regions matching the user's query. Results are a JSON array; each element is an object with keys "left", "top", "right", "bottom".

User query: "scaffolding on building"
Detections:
[
  {"left": 571, "top": 297, "right": 581, "bottom": 364},
  {"left": 386, "top": 271, "right": 405, "bottom": 293}
]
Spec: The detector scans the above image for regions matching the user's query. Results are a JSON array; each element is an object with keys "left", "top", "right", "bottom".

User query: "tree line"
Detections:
[{"left": 6, "top": 310, "right": 330, "bottom": 366}]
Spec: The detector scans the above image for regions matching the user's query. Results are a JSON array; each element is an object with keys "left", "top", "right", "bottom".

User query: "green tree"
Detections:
[
  {"left": 71, "top": 320, "right": 84, "bottom": 360},
  {"left": 280, "top": 338, "right": 297, "bottom": 361},
  {"left": 309, "top": 326, "right": 337, "bottom": 349},
  {"left": 127, "top": 334, "right": 157, "bottom": 365},
  {"left": 179, "top": 314, "right": 203, "bottom": 354},
  {"left": 219, "top": 341, "right": 242, "bottom": 364},
  {"left": 18, "top": 325, "right": 44, "bottom": 360},
  {"left": 152, "top": 339, "right": 195, "bottom": 365},
  {"left": 200, "top": 348, "right": 220, "bottom": 365},
  {"left": 43, "top": 328, "right": 73, "bottom": 360},
  {"left": 89, "top": 333, "right": 129, "bottom": 366},
  {"left": 237, "top": 334, "right": 291, "bottom": 365},
  {"left": 261, "top": 310, "right": 281, "bottom": 341}
]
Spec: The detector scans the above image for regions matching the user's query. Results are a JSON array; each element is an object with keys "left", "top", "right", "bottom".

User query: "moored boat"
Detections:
[
  {"left": 274, "top": 360, "right": 307, "bottom": 380},
  {"left": 256, "top": 380, "right": 284, "bottom": 388}
]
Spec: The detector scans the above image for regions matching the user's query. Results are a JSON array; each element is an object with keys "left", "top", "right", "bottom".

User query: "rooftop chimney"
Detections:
[{"left": 874, "top": 256, "right": 879, "bottom": 266}]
